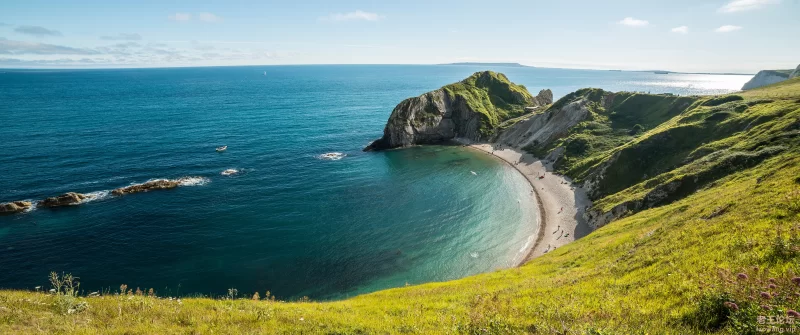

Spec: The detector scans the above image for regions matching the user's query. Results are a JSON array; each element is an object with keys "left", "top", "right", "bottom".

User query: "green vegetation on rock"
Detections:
[{"left": 442, "top": 71, "right": 534, "bottom": 135}]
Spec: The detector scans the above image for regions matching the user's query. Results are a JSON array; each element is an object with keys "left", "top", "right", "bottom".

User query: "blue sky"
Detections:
[{"left": 0, "top": 0, "right": 797, "bottom": 72}]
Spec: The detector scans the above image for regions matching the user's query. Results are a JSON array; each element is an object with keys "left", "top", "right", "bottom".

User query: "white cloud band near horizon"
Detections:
[
  {"left": 719, "top": 0, "right": 781, "bottom": 13},
  {"left": 323, "top": 10, "right": 384, "bottom": 22},
  {"left": 715, "top": 25, "right": 743, "bottom": 32},
  {"left": 618, "top": 17, "right": 648, "bottom": 27},
  {"left": 168, "top": 12, "right": 222, "bottom": 23}
]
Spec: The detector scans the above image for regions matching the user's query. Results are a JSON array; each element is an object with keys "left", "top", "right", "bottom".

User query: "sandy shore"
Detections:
[{"left": 466, "top": 143, "right": 592, "bottom": 264}]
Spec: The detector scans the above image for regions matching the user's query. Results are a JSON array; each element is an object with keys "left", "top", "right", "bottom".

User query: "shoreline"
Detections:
[{"left": 464, "top": 142, "right": 592, "bottom": 265}]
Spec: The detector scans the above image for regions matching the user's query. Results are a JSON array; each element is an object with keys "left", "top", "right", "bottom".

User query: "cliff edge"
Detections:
[
  {"left": 741, "top": 67, "right": 795, "bottom": 90},
  {"left": 364, "top": 71, "right": 552, "bottom": 151}
]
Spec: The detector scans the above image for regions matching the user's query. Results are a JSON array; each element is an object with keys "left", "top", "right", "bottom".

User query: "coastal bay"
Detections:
[{"left": 467, "top": 143, "right": 592, "bottom": 262}]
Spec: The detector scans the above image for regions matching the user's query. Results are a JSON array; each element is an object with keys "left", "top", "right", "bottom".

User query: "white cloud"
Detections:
[
  {"left": 617, "top": 17, "right": 649, "bottom": 27},
  {"left": 671, "top": 26, "right": 689, "bottom": 34},
  {"left": 14, "top": 25, "right": 62, "bottom": 37},
  {"left": 719, "top": 0, "right": 780, "bottom": 13},
  {"left": 198, "top": 12, "right": 222, "bottom": 23},
  {"left": 100, "top": 33, "right": 142, "bottom": 41},
  {"left": 323, "top": 10, "right": 384, "bottom": 22},
  {"left": 0, "top": 37, "right": 98, "bottom": 55},
  {"left": 169, "top": 13, "right": 191, "bottom": 22},
  {"left": 715, "top": 25, "right": 743, "bottom": 32}
]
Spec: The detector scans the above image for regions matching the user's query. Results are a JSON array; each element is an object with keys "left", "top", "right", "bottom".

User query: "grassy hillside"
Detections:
[
  {"left": 526, "top": 80, "right": 800, "bottom": 222},
  {"left": 2, "top": 80, "right": 800, "bottom": 334},
  {"left": 442, "top": 71, "right": 535, "bottom": 135}
]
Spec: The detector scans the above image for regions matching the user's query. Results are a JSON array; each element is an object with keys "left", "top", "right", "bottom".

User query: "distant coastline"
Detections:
[{"left": 440, "top": 62, "right": 531, "bottom": 67}]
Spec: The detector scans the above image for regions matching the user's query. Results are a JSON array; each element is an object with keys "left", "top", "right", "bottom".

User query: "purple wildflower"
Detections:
[
  {"left": 792, "top": 277, "right": 800, "bottom": 286},
  {"left": 761, "top": 292, "right": 772, "bottom": 299},
  {"left": 788, "top": 310, "right": 800, "bottom": 318},
  {"left": 769, "top": 284, "right": 777, "bottom": 289},
  {"left": 723, "top": 302, "right": 739, "bottom": 311},
  {"left": 762, "top": 305, "right": 773, "bottom": 310},
  {"left": 769, "top": 278, "right": 776, "bottom": 283},
  {"left": 737, "top": 273, "right": 749, "bottom": 280}
]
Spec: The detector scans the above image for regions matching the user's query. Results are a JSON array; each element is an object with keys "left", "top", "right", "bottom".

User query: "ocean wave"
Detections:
[
  {"left": 81, "top": 190, "right": 110, "bottom": 203},
  {"left": 221, "top": 169, "right": 239, "bottom": 176},
  {"left": 175, "top": 176, "right": 211, "bottom": 186},
  {"left": 317, "top": 152, "right": 346, "bottom": 161}
]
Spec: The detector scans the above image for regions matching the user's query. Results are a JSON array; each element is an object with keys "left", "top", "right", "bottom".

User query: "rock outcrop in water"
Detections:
[
  {"left": 0, "top": 201, "right": 33, "bottom": 214},
  {"left": 364, "top": 71, "right": 553, "bottom": 151},
  {"left": 38, "top": 192, "right": 88, "bottom": 208},
  {"left": 112, "top": 179, "right": 181, "bottom": 196}
]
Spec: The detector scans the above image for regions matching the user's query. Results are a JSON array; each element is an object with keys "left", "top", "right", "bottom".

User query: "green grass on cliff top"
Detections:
[
  {"left": 442, "top": 71, "right": 535, "bottom": 135},
  {"left": 2, "top": 80, "right": 800, "bottom": 334}
]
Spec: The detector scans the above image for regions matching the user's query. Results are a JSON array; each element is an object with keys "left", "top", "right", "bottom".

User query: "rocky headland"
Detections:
[
  {"left": 364, "top": 71, "right": 552, "bottom": 151},
  {"left": 367, "top": 71, "right": 800, "bottom": 263}
]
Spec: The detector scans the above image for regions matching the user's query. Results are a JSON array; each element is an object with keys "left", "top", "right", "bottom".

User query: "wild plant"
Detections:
[{"left": 48, "top": 272, "right": 88, "bottom": 315}]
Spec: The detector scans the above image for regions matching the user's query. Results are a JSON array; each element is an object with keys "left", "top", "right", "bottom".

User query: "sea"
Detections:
[{"left": 0, "top": 65, "right": 750, "bottom": 299}]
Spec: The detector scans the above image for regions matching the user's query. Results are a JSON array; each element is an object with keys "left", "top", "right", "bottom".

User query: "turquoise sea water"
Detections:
[{"left": 0, "top": 65, "right": 749, "bottom": 299}]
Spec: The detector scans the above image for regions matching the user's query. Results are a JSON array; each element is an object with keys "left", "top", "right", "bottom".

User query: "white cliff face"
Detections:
[
  {"left": 494, "top": 98, "right": 592, "bottom": 149},
  {"left": 741, "top": 70, "right": 790, "bottom": 90}
]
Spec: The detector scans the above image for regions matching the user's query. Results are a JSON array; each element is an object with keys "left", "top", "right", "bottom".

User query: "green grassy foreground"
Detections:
[{"left": 2, "top": 79, "right": 800, "bottom": 334}]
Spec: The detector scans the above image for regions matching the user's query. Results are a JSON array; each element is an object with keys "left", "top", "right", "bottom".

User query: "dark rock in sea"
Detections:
[
  {"left": 0, "top": 201, "right": 33, "bottom": 214},
  {"left": 364, "top": 71, "right": 552, "bottom": 151},
  {"left": 111, "top": 179, "right": 180, "bottom": 196},
  {"left": 38, "top": 192, "right": 87, "bottom": 208}
]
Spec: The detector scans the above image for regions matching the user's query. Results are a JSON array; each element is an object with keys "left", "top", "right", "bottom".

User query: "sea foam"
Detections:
[
  {"left": 81, "top": 190, "right": 111, "bottom": 203},
  {"left": 175, "top": 176, "right": 211, "bottom": 187},
  {"left": 317, "top": 152, "right": 346, "bottom": 161}
]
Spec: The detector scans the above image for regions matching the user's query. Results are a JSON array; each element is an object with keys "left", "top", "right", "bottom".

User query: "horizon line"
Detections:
[{"left": 0, "top": 63, "right": 756, "bottom": 75}]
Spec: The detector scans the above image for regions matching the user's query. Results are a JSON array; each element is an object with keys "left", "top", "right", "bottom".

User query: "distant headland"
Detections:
[{"left": 441, "top": 62, "right": 531, "bottom": 67}]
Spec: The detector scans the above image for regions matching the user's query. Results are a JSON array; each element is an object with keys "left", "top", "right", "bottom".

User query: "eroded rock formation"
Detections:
[
  {"left": 0, "top": 201, "right": 33, "bottom": 214},
  {"left": 364, "top": 71, "right": 553, "bottom": 151},
  {"left": 38, "top": 192, "right": 87, "bottom": 208}
]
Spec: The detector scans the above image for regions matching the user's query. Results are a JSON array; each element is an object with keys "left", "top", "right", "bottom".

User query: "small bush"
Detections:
[
  {"left": 565, "top": 137, "right": 592, "bottom": 155},
  {"left": 629, "top": 124, "right": 645, "bottom": 135},
  {"left": 703, "top": 95, "right": 744, "bottom": 107}
]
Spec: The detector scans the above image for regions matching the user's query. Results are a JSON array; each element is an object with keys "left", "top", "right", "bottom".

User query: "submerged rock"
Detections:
[
  {"left": 0, "top": 201, "right": 33, "bottom": 214},
  {"left": 111, "top": 179, "right": 180, "bottom": 196},
  {"left": 38, "top": 192, "right": 87, "bottom": 208},
  {"left": 364, "top": 71, "right": 552, "bottom": 151}
]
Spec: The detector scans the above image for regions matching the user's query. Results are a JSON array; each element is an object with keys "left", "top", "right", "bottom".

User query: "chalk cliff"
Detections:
[{"left": 741, "top": 68, "right": 793, "bottom": 90}]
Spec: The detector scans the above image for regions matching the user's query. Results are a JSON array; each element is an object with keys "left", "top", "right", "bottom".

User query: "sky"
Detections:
[{"left": 0, "top": 0, "right": 798, "bottom": 73}]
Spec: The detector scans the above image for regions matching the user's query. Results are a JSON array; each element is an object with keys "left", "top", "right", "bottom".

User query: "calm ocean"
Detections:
[{"left": 0, "top": 65, "right": 749, "bottom": 299}]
